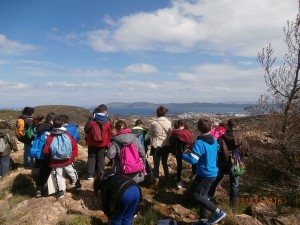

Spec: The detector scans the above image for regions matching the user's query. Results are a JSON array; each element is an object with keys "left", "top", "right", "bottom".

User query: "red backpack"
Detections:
[{"left": 89, "top": 120, "right": 105, "bottom": 142}]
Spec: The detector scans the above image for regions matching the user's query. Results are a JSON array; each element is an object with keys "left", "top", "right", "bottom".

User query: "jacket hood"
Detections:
[
  {"left": 112, "top": 131, "right": 137, "bottom": 146},
  {"left": 35, "top": 122, "right": 53, "bottom": 135},
  {"left": 197, "top": 134, "right": 215, "bottom": 145},
  {"left": 131, "top": 127, "right": 144, "bottom": 137},
  {"left": 51, "top": 127, "right": 67, "bottom": 135},
  {"left": 93, "top": 113, "right": 109, "bottom": 125}
]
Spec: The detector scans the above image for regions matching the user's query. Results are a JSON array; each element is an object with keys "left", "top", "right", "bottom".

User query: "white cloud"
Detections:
[
  {"left": 0, "top": 34, "right": 37, "bottom": 55},
  {"left": 0, "top": 80, "right": 30, "bottom": 89},
  {"left": 80, "top": 0, "right": 296, "bottom": 57},
  {"left": 124, "top": 63, "right": 158, "bottom": 73},
  {"left": 67, "top": 69, "right": 112, "bottom": 76}
]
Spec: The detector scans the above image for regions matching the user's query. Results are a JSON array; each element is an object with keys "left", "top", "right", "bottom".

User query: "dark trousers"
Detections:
[
  {"left": 87, "top": 146, "right": 106, "bottom": 176},
  {"left": 208, "top": 170, "right": 239, "bottom": 208},
  {"left": 36, "top": 158, "right": 52, "bottom": 188},
  {"left": 0, "top": 155, "right": 10, "bottom": 177},
  {"left": 175, "top": 153, "right": 183, "bottom": 182},
  {"left": 109, "top": 185, "right": 140, "bottom": 225},
  {"left": 191, "top": 176, "right": 217, "bottom": 219},
  {"left": 153, "top": 153, "right": 169, "bottom": 179}
]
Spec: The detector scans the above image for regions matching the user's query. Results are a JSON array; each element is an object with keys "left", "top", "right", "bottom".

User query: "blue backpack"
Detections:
[
  {"left": 50, "top": 133, "right": 72, "bottom": 160},
  {"left": 64, "top": 124, "right": 80, "bottom": 142},
  {"left": 30, "top": 133, "right": 47, "bottom": 160},
  {"left": 156, "top": 218, "right": 178, "bottom": 225}
]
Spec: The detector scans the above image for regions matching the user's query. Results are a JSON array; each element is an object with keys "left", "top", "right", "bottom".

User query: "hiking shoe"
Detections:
[
  {"left": 208, "top": 210, "right": 226, "bottom": 224},
  {"left": 176, "top": 181, "right": 184, "bottom": 189},
  {"left": 57, "top": 190, "right": 65, "bottom": 198},
  {"left": 35, "top": 189, "right": 42, "bottom": 198},
  {"left": 87, "top": 175, "right": 93, "bottom": 180}
]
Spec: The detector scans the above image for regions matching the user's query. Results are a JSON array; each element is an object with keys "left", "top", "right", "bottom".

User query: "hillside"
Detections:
[{"left": 0, "top": 106, "right": 299, "bottom": 225}]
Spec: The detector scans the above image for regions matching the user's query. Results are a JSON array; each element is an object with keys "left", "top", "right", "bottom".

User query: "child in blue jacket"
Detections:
[{"left": 182, "top": 118, "right": 226, "bottom": 225}]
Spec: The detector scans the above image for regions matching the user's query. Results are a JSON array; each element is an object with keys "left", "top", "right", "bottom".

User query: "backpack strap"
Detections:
[{"left": 156, "top": 121, "right": 170, "bottom": 136}]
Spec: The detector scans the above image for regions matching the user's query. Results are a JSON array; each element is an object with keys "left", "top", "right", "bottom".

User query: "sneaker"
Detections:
[
  {"left": 176, "top": 181, "right": 184, "bottom": 189},
  {"left": 75, "top": 181, "right": 82, "bottom": 191},
  {"left": 153, "top": 178, "right": 159, "bottom": 187},
  {"left": 57, "top": 190, "right": 65, "bottom": 198},
  {"left": 87, "top": 175, "right": 93, "bottom": 180},
  {"left": 208, "top": 210, "right": 226, "bottom": 224},
  {"left": 35, "top": 189, "right": 42, "bottom": 198}
]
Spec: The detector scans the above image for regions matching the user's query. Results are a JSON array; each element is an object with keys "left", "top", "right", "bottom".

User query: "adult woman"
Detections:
[
  {"left": 169, "top": 120, "right": 192, "bottom": 188},
  {"left": 149, "top": 106, "right": 172, "bottom": 186}
]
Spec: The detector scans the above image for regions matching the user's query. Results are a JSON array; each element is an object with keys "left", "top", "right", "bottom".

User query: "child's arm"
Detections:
[{"left": 182, "top": 141, "right": 202, "bottom": 164}]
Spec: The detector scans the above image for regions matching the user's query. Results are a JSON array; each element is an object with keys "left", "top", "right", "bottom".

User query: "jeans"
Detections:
[
  {"left": 191, "top": 176, "right": 217, "bottom": 219},
  {"left": 24, "top": 143, "right": 34, "bottom": 166},
  {"left": 153, "top": 152, "right": 169, "bottom": 179},
  {"left": 0, "top": 155, "right": 10, "bottom": 176},
  {"left": 109, "top": 185, "right": 140, "bottom": 225},
  {"left": 87, "top": 146, "right": 106, "bottom": 177},
  {"left": 208, "top": 170, "right": 240, "bottom": 208}
]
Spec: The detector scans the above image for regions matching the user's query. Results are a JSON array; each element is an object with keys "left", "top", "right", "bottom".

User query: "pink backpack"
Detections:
[{"left": 119, "top": 143, "right": 144, "bottom": 174}]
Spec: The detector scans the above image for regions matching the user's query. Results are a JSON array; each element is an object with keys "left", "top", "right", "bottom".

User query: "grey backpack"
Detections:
[{"left": 0, "top": 134, "right": 9, "bottom": 154}]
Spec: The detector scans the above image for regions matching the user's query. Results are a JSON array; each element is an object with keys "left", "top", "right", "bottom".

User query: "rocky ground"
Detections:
[{"left": 0, "top": 139, "right": 299, "bottom": 225}]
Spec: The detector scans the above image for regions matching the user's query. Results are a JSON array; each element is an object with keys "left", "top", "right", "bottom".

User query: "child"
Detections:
[
  {"left": 0, "top": 121, "right": 18, "bottom": 177},
  {"left": 58, "top": 114, "right": 80, "bottom": 143},
  {"left": 169, "top": 120, "right": 192, "bottom": 189},
  {"left": 182, "top": 119, "right": 226, "bottom": 225},
  {"left": 94, "top": 171, "right": 142, "bottom": 224},
  {"left": 43, "top": 117, "right": 81, "bottom": 198}
]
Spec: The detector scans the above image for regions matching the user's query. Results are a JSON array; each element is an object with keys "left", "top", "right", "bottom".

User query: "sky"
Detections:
[{"left": 0, "top": 0, "right": 298, "bottom": 108}]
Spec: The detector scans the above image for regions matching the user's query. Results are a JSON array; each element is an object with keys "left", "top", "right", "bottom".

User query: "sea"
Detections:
[{"left": 97, "top": 106, "right": 250, "bottom": 116}]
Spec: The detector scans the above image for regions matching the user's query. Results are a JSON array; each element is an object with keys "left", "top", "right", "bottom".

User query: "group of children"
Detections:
[{"left": 1, "top": 104, "right": 250, "bottom": 225}]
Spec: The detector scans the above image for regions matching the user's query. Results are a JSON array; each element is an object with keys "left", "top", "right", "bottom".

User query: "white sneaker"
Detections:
[{"left": 176, "top": 181, "right": 184, "bottom": 189}]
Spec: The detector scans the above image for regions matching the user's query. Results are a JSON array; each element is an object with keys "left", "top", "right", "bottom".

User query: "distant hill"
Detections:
[{"left": 106, "top": 102, "right": 252, "bottom": 108}]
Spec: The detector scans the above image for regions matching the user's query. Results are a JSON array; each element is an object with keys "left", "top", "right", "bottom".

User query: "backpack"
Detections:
[
  {"left": 156, "top": 218, "right": 178, "bottom": 225},
  {"left": 89, "top": 120, "right": 105, "bottom": 142},
  {"left": 15, "top": 118, "right": 25, "bottom": 141},
  {"left": 49, "top": 133, "right": 72, "bottom": 160},
  {"left": 0, "top": 134, "right": 9, "bottom": 154},
  {"left": 229, "top": 150, "right": 246, "bottom": 176},
  {"left": 30, "top": 132, "right": 47, "bottom": 160},
  {"left": 65, "top": 124, "right": 80, "bottom": 142},
  {"left": 119, "top": 142, "right": 143, "bottom": 174}
]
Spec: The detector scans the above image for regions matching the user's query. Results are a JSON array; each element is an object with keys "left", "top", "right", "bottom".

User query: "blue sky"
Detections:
[{"left": 0, "top": 0, "right": 297, "bottom": 108}]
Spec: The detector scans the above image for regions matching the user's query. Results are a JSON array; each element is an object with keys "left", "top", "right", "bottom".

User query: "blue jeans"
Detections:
[
  {"left": 208, "top": 170, "right": 240, "bottom": 208},
  {"left": 0, "top": 155, "right": 10, "bottom": 176},
  {"left": 109, "top": 185, "right": 140, "bottom": 225},
  {"left": 24, "top": 143, "right": 34, "bottom": 166}
]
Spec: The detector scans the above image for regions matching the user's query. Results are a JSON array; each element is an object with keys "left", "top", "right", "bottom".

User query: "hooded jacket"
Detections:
[
  {"left": 182, "top": 134, "right": 219, "bottom": 178},
  {"left": 217, "top": 130, "right": 250, "bottom": 172},
  {"left": 107, "top": 128, "right": 146, "bottom": 183},
  {"left": 149, "top": 116, "right": 172, "bottom": 148},
  {"left": 84, "top": 113, "right": 110, "bottom": 148},
  {"left": 43, "top": 127, "right": 78, "bottom": 167},
  {"left": 0, "top": 130, "right": 18, "bottom": 157}
]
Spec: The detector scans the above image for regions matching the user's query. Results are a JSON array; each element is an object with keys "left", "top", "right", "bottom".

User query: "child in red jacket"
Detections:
[{"left": 43, "top": 117, "right": 81, "bottom": 198}]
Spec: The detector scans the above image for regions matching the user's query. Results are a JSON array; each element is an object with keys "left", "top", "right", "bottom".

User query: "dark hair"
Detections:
[
  {"left": 34, "top": 114, "right": 44, "bottom": 125},
  {"left": 197, "top": 118, "right": 211, "bottom": 133},
  {"left": 95, "top": 104, "right": 108, "bottom": 113},
  {"left": 57, "top": 114, "right": 69, "bottom": 123},
  {"left": 22, "top": 107, "right": 35, "bottom": 116},
  {"left": 227, "top": 119, "right": 239, "bottom": 130},
  {"left": 174, "top": 120, "right": 189, "bottom": 130},
  {"left": 156, "top": 106, "right": 168, "bottom": 117},
  {"left": 115, "top": 120, "right": 127, "bottom": 131},
  {"left": 53, "top": 117, "right": 64, "bottom": 128},
  {"left": 135, "top": 119, "right": 143, "bottom": 126},
  {"left": 45, "top": 112, "right": 56, "bottom": 123}
]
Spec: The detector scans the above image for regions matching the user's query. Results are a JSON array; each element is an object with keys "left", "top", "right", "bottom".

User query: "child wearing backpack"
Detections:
[
  {"left": 84, "top": 104, "right": 111, "bottom": 180},
  {"left": 58, "top": 114, "right": 80, "bottom": 143},
  {"left": 208, "top": 119, "right": 250, "bottom": 209},
  {"left": 0, "top": 121, "right": 18, "bottom": 177},
  {"left": 182, "top": 119, "right": 226, "bottom": 225},
  {"left": 107, "top": 120, "right": 146, "bottom": 183},
  {"left": 43, "top": 117, "right": 81, "bottom": 198},
  {"left": 33, "top": 112, "right": 56, "bottom": 198}
]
